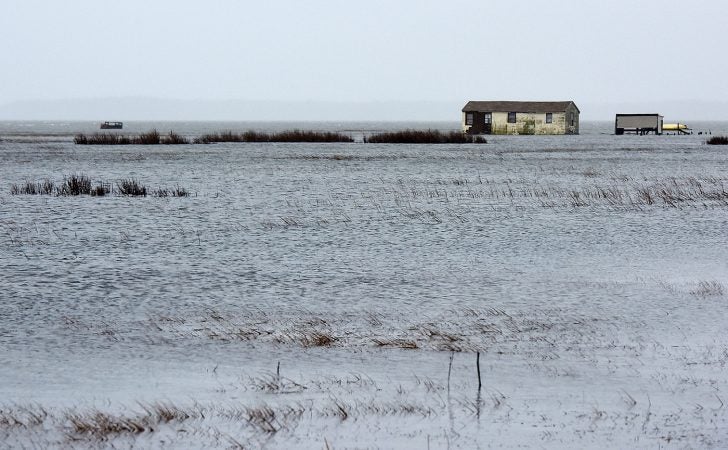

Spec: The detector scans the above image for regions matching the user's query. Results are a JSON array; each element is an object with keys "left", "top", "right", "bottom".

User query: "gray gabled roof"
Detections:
[{"left": 462, "top": 101, "right": 579, "bottom": 113}]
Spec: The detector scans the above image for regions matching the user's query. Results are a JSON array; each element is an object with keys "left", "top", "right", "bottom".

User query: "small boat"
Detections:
[{"left": 100, "top": 121, "right": 123, "bottom": 129}]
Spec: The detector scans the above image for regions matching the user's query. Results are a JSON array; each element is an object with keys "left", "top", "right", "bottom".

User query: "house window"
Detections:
[
  {"left": 507, "top": 112, "right": 516, "bottom": 123},
  {"left": 466, "top": 113, "right": 473, "bottom": 126},
  {"left": 546, "top": 113, "right": 553, "bottom": 124},
  {"left": 484, "top": 113, "right": 492, "bottom": 124}
]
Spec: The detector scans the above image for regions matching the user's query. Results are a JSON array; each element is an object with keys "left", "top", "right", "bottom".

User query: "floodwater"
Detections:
[{"left": 1, "top": 121, "right": 728, "bottom": 448}]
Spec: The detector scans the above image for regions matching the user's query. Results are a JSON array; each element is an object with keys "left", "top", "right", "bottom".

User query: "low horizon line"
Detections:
[{"left": 3, "top": 97, "right": 728, "bottom": 105}]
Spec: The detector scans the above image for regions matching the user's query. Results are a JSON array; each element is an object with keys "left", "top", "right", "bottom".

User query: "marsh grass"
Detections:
[
  {"left": 153, "top": 185, "right": 190, "bottom": 197},
  {"left": 117, "top": 179, "right": 147, "bottom": 196},
  {"left": 690, "top": 281, "right": 725, "bottom": 297},
  {"left": 160, "top": 131, "right": 189, "bottom": 145},
  {"left": 364, "top": 130, "right": 487, "bottom": 144},
  {"left": 195, "top": 130, "right": 354, "bottom": 144},
  {"left": 90, "top": 182, "right": 111, "bottom": 197},
  {"left": 135, "top": 130, "right": 160, "bottom": 145},
  {"left": 707, "top": 136, "right": 728, "bottom": 145},
  {"left": 74, "top": 129, "right": 496, "bottom": 144},
  {"left": 58, "top": 174, "right": 92, "bottom": 195},
  {"left": 10, "top": 174, "right": 191, "bottom": 198},
  {"left": 67, "top": 411, "right": 151, "bottom": 436},
  {"left": 248, "top": 372, "right": 307, "bottom": 394},
  {"left": 0, "top": 405, "right": 48, "bottom": 428},
  {"left": 74, "top": 133, "right": 131, "bottom": 145},
  {"left": 75, "top": 129, "right": 185, "bottom": 145},
  {"left": 9, "top": 179, "right": 55, "bottom": 195},
  {"left": 132, "top": 307, "right": 588, "bottom": 354},
  {"left": 372, "top": 338, "right": 419, "bottom": 349}
]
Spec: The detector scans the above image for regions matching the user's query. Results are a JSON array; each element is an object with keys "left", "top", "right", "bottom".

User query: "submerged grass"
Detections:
[
  {"left": 364, "top": 129, "right": 487, "bottom": 144},
  {"left": 74, "top": 133, "right": 131, "bottom": 145},
  {"left": 153, "top": 185, "right": 189, "bottom": 197}
]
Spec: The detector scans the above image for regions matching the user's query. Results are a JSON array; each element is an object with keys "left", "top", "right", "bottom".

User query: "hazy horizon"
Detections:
[
  {"left": 2, "top": 97, "right": 728, "bottom": 122},
  {"left": 2, "top": 0, "right": 726, "bottom": 121}
]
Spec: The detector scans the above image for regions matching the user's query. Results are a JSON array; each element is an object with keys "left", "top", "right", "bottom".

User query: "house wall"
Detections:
[
  {"left": 462, "top": 111, "right": 488, "bottom": 134},
  {"left": 565, "top": 104, "right": 580, "bottom": 135},
  {"left": 462, "top": 105, "right": 580, "bottom": 135},
  {"left": 489, "top": 112, "right": 568, "bottom": 135}
]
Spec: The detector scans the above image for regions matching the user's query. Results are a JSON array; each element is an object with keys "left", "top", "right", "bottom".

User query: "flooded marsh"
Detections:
[{"left": 1, "top": 121, "right": 728, "bottom": 448}]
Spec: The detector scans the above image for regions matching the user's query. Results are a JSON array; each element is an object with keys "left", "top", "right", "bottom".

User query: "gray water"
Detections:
[{"left": 1, "top": 121, "right": 728, "bottom": 447}]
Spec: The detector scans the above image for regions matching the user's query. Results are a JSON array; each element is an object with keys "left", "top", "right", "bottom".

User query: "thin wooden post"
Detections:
[
  {"left": 447, "top": 352, "right": 454, "bottom": 393},
  {"left": 476, "top": 352, "right": 482, "bottom": 390}
]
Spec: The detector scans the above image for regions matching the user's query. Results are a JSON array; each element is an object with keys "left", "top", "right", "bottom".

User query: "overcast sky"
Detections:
[{"left": 1, "top": 0, "right": 726, "bottom": 118}]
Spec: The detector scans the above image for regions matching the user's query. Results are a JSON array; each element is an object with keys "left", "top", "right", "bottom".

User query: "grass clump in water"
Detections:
[
  {"left": 363, "top": 129, "right": 486, "bottom": 144},
  {"left": 75, "top": 129, "right": 185, "bottom": 145},
  {"left": 117, "top": 179, "right": 147, "bottom": 196},
  {"left": 194, "top": 130, "right": 354, "bottom": 143},
  {"left": 707, "top": 136, "right": 728, "bottom": 145},
  {"left": 10, "top": 179, "right": 55, "bottom": 195},
  {"left": 10, "top": 174, "right": 193, "bottom": 198},
  {"left": 153, "top": 185, "right": 190, "bottom": 197},
  {"left": 58, "top": 174, "right": 92, "bottom": 195}
]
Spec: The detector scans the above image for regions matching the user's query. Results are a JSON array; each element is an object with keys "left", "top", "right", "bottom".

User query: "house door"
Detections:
[{"left": 484, "top": 113, "right": 492, "bottom": 134}]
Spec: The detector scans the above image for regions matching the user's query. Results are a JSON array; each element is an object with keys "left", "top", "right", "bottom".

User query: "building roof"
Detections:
[{"left": 462, "top": 101, "right": 579, "bottom": 113}]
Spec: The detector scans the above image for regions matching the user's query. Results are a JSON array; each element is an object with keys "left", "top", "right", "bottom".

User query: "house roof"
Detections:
[{"left": 462, "top": 101, "right": 579, "bottom": 113}]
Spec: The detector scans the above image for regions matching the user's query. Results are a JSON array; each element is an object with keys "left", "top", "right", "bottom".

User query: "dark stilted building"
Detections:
[{"left": 615, "top": 114, "right": 663, "bottom": 135}]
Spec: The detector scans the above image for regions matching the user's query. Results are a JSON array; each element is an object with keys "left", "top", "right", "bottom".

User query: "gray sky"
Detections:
[{"left": 1, "top": 0, "right": 726, "bottom": 119}]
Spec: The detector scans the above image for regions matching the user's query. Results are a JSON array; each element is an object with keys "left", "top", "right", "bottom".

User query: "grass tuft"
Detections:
[
  {"left": 9, "top": 179, "right": 55, "bottom": 195},
  {"left": 299, "top": 330, "right": 337, "bottom": 347},
  {"left": 117, "top": 179, "right": 147, "bottom": 196},
  {"left": 90, "top": 182, "right": 111, "bottom": 197},
  {"left": 58, "top": 174, "right": 92, "bottom": 196}
]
